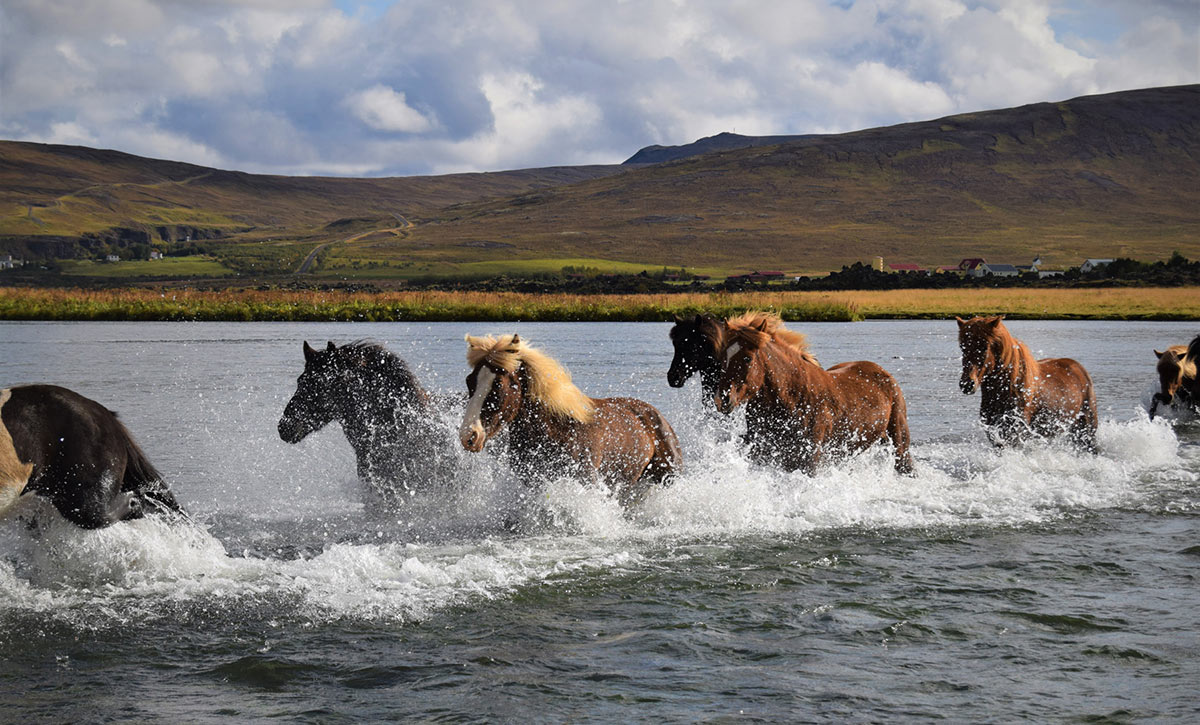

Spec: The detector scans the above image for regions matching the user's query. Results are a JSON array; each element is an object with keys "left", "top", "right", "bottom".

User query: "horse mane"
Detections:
[
  {"left": 972, "top": 317, "right": 1040, "bottom": 384},
  {"left": 1187, "top": 335, "right": 1200, "bottom": 369},
  {"left": 335, "top": 340, "right": 429, "bottom": 405},
  {"left": 726, "top": 311, "right": 819, "bottom": 366},
  {"left": 466, "top": 334, "right": 596, "bottom": 423}
]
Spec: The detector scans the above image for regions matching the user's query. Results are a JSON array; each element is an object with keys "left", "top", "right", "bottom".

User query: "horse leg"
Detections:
[
  {"left": 886, "top": 393, "right": 914, "bottom": 475},
  {"left": 1070, "top": 394, "right": 1099, "bottom": 454}
]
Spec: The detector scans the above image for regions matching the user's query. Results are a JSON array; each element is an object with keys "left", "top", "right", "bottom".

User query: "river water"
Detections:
[{"left": 0, "top": 320, "right": 1197, "bottom": 722}]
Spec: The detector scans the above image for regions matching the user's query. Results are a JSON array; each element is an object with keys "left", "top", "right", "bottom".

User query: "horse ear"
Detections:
[
  {"left": 511, "top": 333, "right": 521, "bottom": 345},
  {"left": 1155, "top": 349, "right": 1164, "bottom": 359},
  {"left": 327, "top": 341, "right": 337, "bottom": 352},
  {"left": 987, "top": 317, "right": 1002, "bottom": 327},
  {"left": 693, "top": 314, "right": 704, "bottom": 324},
  {"left": 955, "top": 316, "right": 965, "bottom": 327},
  {"left": 303, "top": 341, "right": 316, "bottom": 361}
]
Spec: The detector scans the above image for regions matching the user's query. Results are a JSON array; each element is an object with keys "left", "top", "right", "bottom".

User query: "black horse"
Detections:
[
  {"left": 0, "top": 385, "right": 185, "bottom": 528},
  {"left": 278, "top": 341, "right": 452, "bottom": 503},
  {"left": 667, "top": 314, "right": 726, "bottom": 401}
]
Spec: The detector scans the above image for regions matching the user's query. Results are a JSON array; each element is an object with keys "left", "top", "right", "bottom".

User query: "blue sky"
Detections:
[{"left": 1, "top": 0, "right": 1196, "bottom": 177}]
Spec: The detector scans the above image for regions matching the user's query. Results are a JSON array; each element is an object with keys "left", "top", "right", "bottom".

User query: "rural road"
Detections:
[{"left": 295, "top": 214, "right": 411, "bottom": 274}]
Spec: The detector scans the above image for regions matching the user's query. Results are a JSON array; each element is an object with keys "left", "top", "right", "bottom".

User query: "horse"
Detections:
[
  {"left": 278, "top": 340, "right": 451, "bottom": 504},
  {"left": 956, "top": 316, "right": 1098, "bottom": 451},
  {"left": 713, "top": 313, "right": 913, "bottom": 474},
  {"left": 1150, "top": 344, "right": 1193, "bottom": 419},
  {"left": 460, "top": 334, "right": 681, "bottom": 507},
  {"left": 668, "top": 312, "right": 818, "bottom": 402},
  {"left": 1173, "top": 334, "right": 1200, "bottom": 408},
  {"left": 0, "top": 385, "right": 185, "bottom": 528}
]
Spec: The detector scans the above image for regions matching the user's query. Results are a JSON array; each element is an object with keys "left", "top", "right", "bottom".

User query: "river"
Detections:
[{"left": 1, "top": 320, "right": 1197, "bottom": 722}]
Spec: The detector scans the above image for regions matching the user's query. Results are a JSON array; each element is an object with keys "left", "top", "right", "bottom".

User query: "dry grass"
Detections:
[{"left": 1, "top": 286, "right": 1196, "bottom": 321}]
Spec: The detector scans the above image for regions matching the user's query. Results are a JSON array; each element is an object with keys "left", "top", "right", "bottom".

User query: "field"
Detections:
[
  {"left": 1, "top": 287, "right": 1195, "bottom": 322},
  {"left": 57, "top": 256, "right": 233, "bottom": 278}
]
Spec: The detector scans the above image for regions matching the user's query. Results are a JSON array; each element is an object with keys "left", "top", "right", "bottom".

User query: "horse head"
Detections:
[
  {"left": 956, "top": 316, "right": 1005, "bottom": 394},
  {"left": 667, "top": 314, "right": 723, "bottom": 390},
  {"left": 713, "top": 317, "right": 773, "bottom": 414},
  {"left": 1151, "top": 348, "right": 1185, "bottom": 416},
  {"left": 278, "top": 340, "right": 348, "bottom": 443},
  {"left": 461, "top": 334, "right": 526, "bottom": 452}
]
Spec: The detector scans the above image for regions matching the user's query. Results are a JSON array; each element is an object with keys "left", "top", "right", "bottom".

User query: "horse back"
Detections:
[{"left": 585, "top": 397, "right": 681, "bottom": 485}]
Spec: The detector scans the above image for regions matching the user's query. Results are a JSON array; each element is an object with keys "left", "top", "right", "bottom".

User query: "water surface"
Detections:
[{"left": 1, "top": 321, "right": 1197, "bottom": 722}]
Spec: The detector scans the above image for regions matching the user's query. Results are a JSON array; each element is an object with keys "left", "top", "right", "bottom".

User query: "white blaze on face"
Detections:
[
  {"left": 460, "top": 367, "right": 496, "bottom": 447},
  {"left": 0, "top": 389, "right": 34, "bottom": 516},
  {"left": 724, "top": 343, "right": 742, "bottom": 365}
]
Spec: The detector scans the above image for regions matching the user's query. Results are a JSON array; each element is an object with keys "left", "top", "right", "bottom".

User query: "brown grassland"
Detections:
[{"left": 1, "top": 286, "right": 1195, "bottom": 322}]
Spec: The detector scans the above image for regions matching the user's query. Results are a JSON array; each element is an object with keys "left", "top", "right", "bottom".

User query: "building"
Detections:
[
  {"left": 105, "top": 254, "right": 120, "bottom": 262},
  {"left": 0, "top": 254, "right": 20, "bottom": 270},
  {"left": 886, "top": 263, "right": 925, "bottom": 274},
  {"left": 958, "top": 258, "right": 987, "bottom": 274},
  {"left": 1080, "top": 258, "right": 1114, "bottom": 273},
  {"left": 976, "top": 263, "right": 1020, "bottom": 277},
  {"left": 149, "top": 249, "right": 163, "bottom": 260}
]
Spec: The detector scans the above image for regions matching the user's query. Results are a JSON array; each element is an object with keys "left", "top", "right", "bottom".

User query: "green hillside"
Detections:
[{"left": 1, "top": 84, "right": 1197, "bottom": 281}]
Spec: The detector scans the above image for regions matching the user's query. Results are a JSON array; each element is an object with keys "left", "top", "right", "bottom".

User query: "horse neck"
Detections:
[
  {"left": 750, "top": 341, "right": 824, "bottom": 410},
  {"left": 980, "top": 332, "right": 1038, "bottom": 405},
  {"left": 508, "top": 368, "right": 579, "bottom": 452},
  {"left": 337, "top": 374, "right": 428, "bottom": 445}
]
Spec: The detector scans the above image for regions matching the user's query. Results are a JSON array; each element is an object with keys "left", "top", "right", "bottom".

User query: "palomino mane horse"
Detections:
[
  {"left": 668, "top": 312, "right": 818, "bottom": 400},
  {"left": 956, "top": 316, "right": 1098, "bottom": 451},
  {"left": 1150, "top": 344, "right": 1194, "bottom": 418},
  {"left": 714, "top": 315, "right": 913, "bottom": 474},
  {"left": 461, "top": 334, "right": 681, "bottom": 507},
  {"left": 0, "top": 384, "right": 185, "bottom": 528},
  {"left": 278, "top": 340, "right": 450, "bottom": 503}
]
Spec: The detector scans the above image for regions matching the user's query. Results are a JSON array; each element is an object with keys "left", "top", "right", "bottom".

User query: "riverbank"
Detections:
[{"left": 0, "top": 286, "right": 1196, "bottom": 321}]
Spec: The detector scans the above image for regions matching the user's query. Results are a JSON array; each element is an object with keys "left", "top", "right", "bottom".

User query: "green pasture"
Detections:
[{"left": 58, "top": 256, "right": 232, "bottom": 278}]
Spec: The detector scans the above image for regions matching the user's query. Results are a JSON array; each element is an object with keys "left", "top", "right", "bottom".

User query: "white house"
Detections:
[
  {"left": 105, "top": 254, "right": 120, "bottom": 262},
  {"left": 1080, "top": 258, "right": 1114, "bottom": 273},
  {"left": 976, "top": 262, "right": 1020, "bottom": 277}
]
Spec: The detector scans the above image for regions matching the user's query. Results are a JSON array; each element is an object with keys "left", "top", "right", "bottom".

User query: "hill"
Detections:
[
  {"left": 384, "top": 84, "right": 1199, "bottom": 276},
  {"left": 0, "top": 141, "right": 624, "bottom": 261},
  {"left": 1, "top": 84, "right": 1197, "bottom": 281},
  {"left": 624, "top": 131, "right": 818, "bottom": 164}
]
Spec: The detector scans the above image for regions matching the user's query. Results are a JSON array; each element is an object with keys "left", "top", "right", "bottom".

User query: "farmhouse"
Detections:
[{"left": 1080, "top": 258, "right": 1114, "bottom": 273}]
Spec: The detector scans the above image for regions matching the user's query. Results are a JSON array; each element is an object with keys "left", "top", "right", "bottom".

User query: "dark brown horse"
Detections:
[
  {"left": 461, "top": 334, "right": 681, "bottom": 507},
  {"left": 1150, "top": 344, "right": 1193, "bottom": 418},
  {"left": 668, "top": 312, "right": 818, "bottom": 402},
  {"left": 713, "top": 314, "right": 913, "bottom": 474},
  {"left": 278, "top": 341, "right": 451, "bottom": 503},
  {"left": 956, "top": 316, "right": 1097, "bottom": 451},
  {"left": 0, "top": 385, "right": 185, "bottom": 528}
]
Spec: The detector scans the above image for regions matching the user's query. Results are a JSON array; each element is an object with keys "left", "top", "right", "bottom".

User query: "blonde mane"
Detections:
[
  {"left": 726, "top": 311, "right": 820, "bottom": 366},
  {"left": 465, "top": 334, "right": 595, "bottom": 423}
]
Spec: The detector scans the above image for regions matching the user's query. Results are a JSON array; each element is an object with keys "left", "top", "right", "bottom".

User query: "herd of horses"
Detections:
[{"left": 2, "top": 314, "right": 1197, "bottom": 530}]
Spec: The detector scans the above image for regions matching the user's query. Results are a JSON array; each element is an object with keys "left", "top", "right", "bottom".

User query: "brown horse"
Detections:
[
  {"left": 667, "top": 312, "right": 817, "bottom": 403},
  {"left": 460, "top": 334, "right": 681, "bottom": 507},
  {"left": 713, "top": 313, "right": 913, "bottom": 474},
  {"left": 956, "top": 316, "right": 1097, "bottom": 451},
  {"left": 1174, "top": 334, "right": 1200, "bottom": 407},
  {"left": 1150, "top": 344, "right": 1193, "bottom": 418}
]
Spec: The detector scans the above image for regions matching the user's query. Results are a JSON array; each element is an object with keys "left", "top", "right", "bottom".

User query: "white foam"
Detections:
[{"left": 0, "top": 413, "right": 1189, "bottom": 627}]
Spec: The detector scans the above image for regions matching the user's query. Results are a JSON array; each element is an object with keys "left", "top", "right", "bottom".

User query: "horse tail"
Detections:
[
  {"left": 116, "top": 417, "right": 187, "bottom": 518},
  {"left": 887, "top": 380, "right": 914, "bottom": 475}
]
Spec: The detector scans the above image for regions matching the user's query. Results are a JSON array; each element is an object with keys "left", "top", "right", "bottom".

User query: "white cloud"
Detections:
[{"left": 345, "top": 85, "right": 436, "bottom": 133}]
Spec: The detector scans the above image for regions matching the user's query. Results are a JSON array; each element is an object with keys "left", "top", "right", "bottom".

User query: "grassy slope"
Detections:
[
  {"left": 381, "top": 85, "right": 1200, "bottom": 274},
  {"left": 1, "top": 85, "right": 1197, "bottom": 281}
]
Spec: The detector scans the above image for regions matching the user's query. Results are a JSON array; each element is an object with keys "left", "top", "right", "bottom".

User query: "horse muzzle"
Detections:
[
  {"left": 278, "top": 417, "right": 304, "bottom": 443},
  {"left": 959, "top": 377, "right": 977, "bottom": 395},
  {"left": 460, "top": 426, "right": 487, "bottom": 452}
]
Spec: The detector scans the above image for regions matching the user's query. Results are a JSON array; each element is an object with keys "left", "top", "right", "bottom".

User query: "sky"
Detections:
[{"left": 1, "top": 0, "right": 1196, "bottom": 177}]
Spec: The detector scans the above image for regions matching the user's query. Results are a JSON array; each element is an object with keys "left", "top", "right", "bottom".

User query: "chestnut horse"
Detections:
[
  {"left": 1150, "top": 344, "right": 1193, "bottom": 418},
  {"left": 956, "top": 316, "right": 1097, "bottom": 451},
  {"left": 1, "top": 385, "right": 185, "bottom": 528},
  {"left": 1174, "top": 334, "right": 1200, "bottom": 407},
  {"left": 713, "top": 314, "right": 913, "bottom": 474},
  {"left": 460, "top": 334, "right": 681, "bottom": 507},
  {"left": 668, "top": 312, "right": 818, "bottom": 402}
]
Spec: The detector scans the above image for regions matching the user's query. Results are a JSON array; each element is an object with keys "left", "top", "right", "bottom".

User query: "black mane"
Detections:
[{"left": 335, "top": 340, "right": 427, "bottom": 400}]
